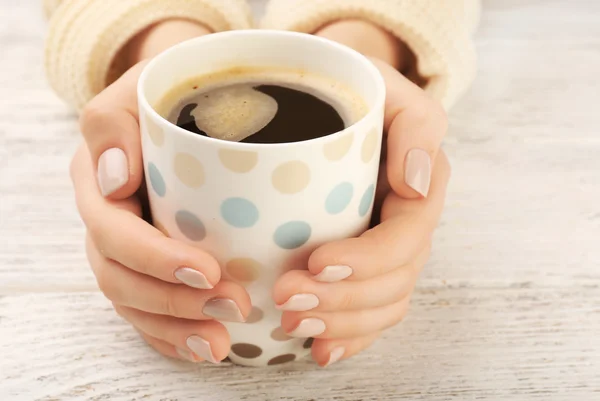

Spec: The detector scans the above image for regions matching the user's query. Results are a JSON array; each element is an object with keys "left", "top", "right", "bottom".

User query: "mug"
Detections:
[{"left": 138, "top": 30, "right": 385, "bottom": 367}]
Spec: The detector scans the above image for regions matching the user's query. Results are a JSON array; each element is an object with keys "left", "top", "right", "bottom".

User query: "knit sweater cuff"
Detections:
[
  {"left": 45, "top": 0, "right": 252, "bottom": 111},
  {"left": 262, "top": 0, "right": 478, "bottom": 109}
]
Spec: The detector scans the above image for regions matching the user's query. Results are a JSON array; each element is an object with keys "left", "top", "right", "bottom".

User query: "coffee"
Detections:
[{"left": 155, "top": 67, "right": 367, "bottom": 144}]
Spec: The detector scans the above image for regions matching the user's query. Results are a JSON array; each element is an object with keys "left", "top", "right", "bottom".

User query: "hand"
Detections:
[
  {"left": 271, "top": 24, "right": 451, "bottom": 367},
  {"left": 72, "top": 20, "right": 253, "bottom": 364}
]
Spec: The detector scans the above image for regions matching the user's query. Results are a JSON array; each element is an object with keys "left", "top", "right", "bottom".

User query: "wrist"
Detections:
[
  {"left": 123, "top": 19, "right": 212, "bottom": 67},
  {"left": 314, "top": 19, "right": 407, "bottom": 71}
]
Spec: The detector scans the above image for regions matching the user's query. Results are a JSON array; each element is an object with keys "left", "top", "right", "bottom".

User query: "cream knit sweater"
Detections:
[{"left": 44, "top": 0, "right": 480, "bottom": 111}]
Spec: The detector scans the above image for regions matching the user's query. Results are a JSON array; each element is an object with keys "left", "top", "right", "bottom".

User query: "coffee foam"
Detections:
[{"left": 154, "top": 67, "right": 368, "bottom": 142}]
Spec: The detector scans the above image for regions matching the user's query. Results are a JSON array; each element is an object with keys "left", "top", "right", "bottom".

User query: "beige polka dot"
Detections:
[
  {"left": 226, "top": 258, "right": 261, "bottom": 283},
  {"left": 361, "top": 128, "right": 379, "bottom": 163},
  {"left": 231, "top": 343, "right": 263, "bottom": 359},
  {"left": 303, "top": 338, "right": 314, "bottom": 349},
  {"left": 323, "top": 133, "right": 353, "bottom": 161},
  {"left": 272, "top": 161, "right": 310, "bottom": 194},
  {"left": 270, "top": 327, "right": 292, "bottom": 342},
  {"left": 268, "top": 354, "right": 296, "bottom": 365},
  {"left": 146, "top": 117, "right": 164, "bottom": 147},
  {"left": 246, "top": 307, "right": 264, "bottom": 324},
  {"left": 218, "top": 149, "right": 258, "bottom": 173},
  {"left": 174, "top": 152, "right": 204, "bottom": 188},
  {"left": 154, "top": 221, "right": 169, "bottom": 237}
]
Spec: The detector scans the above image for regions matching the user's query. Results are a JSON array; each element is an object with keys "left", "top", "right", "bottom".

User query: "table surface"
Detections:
[{"left": 1, "top": 1, "right": 600, "bottom": 400}]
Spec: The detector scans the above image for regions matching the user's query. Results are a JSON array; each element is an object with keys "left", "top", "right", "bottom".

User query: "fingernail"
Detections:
[
  {"left": 314, "top": 265, "right": 353, "bottom": 283},
  {"left": 186, "top": 336, "right": 219, "bottom": 364},
  {"left": 324, "top": 346, "right": 345, "bottom": 367},
  {"left": 176, "top": 347, "right": 199, "bottom": 362},
  {"left": 405, "top": 148, "right": 431, "bottom": 197},
  {"left": 203, "top": 298, "right": 245, "bottom": 322},
  {"left": 97, "top": 148, "right": 128, "bottom": 196},
  {"left": 174, "top": 267, "right": 213, "bottom": 289},
  {"left": 277, "top": 294, "right": 320, "bottom": 311},
  {"left": 287, "top": 318, "right": 326, "bottom": 338}
]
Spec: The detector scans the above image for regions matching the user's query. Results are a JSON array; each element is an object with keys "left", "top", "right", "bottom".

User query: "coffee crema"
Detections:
[{"left": 154, "top": 67, "right": 367, "bottom": 144}]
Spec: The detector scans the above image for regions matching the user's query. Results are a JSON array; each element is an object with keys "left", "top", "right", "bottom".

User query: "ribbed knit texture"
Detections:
[
  {"left": 44, "top": 0, "right": 479, "bottom": 110},
  {"left": 44, "top": 0, "right": 252, "bottom": 110},
  {"left": 262, "top": 0, "right": 479, "bottom": 109}
]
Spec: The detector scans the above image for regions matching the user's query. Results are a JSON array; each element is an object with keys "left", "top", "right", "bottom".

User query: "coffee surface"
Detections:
[{"left": 155, "top": 67, "right": 367, "bottom": 144}]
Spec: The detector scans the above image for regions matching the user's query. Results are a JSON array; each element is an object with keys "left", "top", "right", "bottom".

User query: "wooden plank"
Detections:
[{"left": 1, "top": 289, "right": 598, "bottom": 400}]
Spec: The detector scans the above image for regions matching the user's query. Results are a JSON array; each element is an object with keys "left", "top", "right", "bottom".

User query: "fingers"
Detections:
[
  {"left": 371, "top": 58, "right": 448, "bottom": 199},
  {"left": 70, "top": 144, "right": 222, "bottom": 288},
  {"left": 307, "top": 151, "right": 450, "bottom": 281},
  {"left": 116, "top": 305, "right": 231, "bottom": 364},
  {"left": 86, "top": 234, "right": 251, "bottom": 322},
  {"left": 281, "top": 296, "right": 410, "bottom": 340},
  {"left": 274, "top": 245, "right": 429, "bottom": 312},
  {"left": 136, "top": 330, "right": 191, "bottom": 361},
  {"left": 79, "top": 61, "right": 148, "bottom": 199},
  {"left": 311, "top": 332, "right": 381, "bottom": 367}
]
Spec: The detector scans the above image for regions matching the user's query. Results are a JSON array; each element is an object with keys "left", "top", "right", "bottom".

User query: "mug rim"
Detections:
[{"left": 138, "top": 29, "right": 386, "bottom": 149}]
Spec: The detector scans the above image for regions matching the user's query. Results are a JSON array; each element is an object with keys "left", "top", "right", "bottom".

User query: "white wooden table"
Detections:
[{"left": 1, "top": 1, "right": 599, "bottom": 399}]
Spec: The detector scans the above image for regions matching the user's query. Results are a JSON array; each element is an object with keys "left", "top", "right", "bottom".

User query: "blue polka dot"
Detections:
[
  {"left": 274, "top": 221, "right": 312, "bottom": 250},
  {"left": 148, "top": 162, "right": 166, "bottom": 197},
  {"left": 220, "top": 198, "right": 259, "bottom": 228},
  {"left": 359, "top": 184, "right": 375, "bottom": 217},
  {"left": 325, "top": 182, "right": 354, "bottom": 215},
  {"left": 175, "top": 210, "right": 206, "bottom": 241}
]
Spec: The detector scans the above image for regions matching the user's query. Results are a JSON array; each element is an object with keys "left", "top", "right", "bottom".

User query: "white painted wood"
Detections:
[{"left": 1, "top": 0, "right": 599, "bottom": 399}]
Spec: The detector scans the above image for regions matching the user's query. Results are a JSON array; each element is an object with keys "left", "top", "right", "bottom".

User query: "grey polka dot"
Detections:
[{"left": 175, "top": 210, "right": 206, "bottom": 241}]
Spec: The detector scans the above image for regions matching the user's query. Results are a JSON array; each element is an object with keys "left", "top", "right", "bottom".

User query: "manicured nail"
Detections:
[
  {"left": 203, "top": 298, "right": 245, "bottom": 322},
  {"left": 277, "top": 294, "right": 320, "bottom": 311},
  {"left": 287, "top": 318, "right": 326, "bottom": 338},
  {"left": 314, "top": 265, "right": 353, "bottom": 283},
  {"left": 324, "top": 346, "right": 345, "bottom": 367},
  {"left": 405, "top": 148, "right": 431, "bottom": 197},
  {"left": 97, "top": 148, "right": 128, "bottom": 197},
  {"left": 186, "top": 336, "right": 219, "bottom": 364},
  {"left": 176, "top": 347, "right": 198, "bottom": 362},
  {"left": 174, "top": 267, "right": 213, "bottom": 289}
]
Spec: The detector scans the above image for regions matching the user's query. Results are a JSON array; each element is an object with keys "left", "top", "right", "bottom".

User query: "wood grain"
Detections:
[{"left": 1, "top": 0, "right": 600, "bottom": 399}]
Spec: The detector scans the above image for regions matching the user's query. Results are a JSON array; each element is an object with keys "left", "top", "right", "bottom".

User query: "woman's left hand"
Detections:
[{"left": 272, "top": 57, "right": 451, "bottom": 367}]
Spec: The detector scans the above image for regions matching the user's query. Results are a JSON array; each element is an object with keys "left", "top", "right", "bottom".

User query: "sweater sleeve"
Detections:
[
  {"left": 43, "top": 0, "right": 253, "bottom": 111},
  {"left": 261, "top": 0, "right": 480, "bottom": 110}
]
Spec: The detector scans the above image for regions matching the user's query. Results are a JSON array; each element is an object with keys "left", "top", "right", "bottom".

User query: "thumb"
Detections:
[
  {"left": 371, "top": 58, "right": 448, "bottom": 199},
  {"left": 79, "top": 61, "right": 148, "bottom": 199}
]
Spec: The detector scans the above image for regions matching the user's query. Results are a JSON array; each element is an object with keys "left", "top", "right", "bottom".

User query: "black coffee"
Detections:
[
  {"left": 156, "top": 68, "right": 367, "bottom": 144},
  {"left": 173, "top": 84, "right": 345, "bottom": 144}
]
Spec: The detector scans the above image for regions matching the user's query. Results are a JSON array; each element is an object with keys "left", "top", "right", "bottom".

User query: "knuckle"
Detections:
[
  {"left": 337, "top": 290, "right": 358, "bottom": 311},
  {"left": 79, "top": 102, "right": 112, "bottom": 134},
  {"left": 94, "top": 265, "right": 118, "bottom": 301},
  {"left": 162, "top": 288, "right": 182, "bottom": 318}
]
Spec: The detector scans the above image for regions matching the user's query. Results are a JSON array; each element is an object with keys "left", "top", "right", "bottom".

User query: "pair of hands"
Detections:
[{"left": 71, "top": 20, "right": 451, "bottom": 366}]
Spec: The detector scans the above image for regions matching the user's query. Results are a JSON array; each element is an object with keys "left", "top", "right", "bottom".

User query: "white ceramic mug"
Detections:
[{"left": 138, "top": 30, "right": 385, "bottom": 367}]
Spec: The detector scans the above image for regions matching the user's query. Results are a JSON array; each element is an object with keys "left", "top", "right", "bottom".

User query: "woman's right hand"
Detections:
[{"left": 71, "top": 21, "right": 252, "bottom": 364}]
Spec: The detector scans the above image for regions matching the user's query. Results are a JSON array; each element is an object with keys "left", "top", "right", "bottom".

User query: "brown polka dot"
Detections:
[
  {"left": 303, "top": 338, "right": 314, "bottom": 349},
  {"left": 361, "top": 128, "right": 379, "bottom": 163},
  {"left": 270, "top": 327, "right": 292, "bottom": 342},
  {"left": 154, "top": 221, "right": 169, "bottom": 237},
  {"left": 146, "top": 117, "right": 165, "bottom": 147},
  {"left": 268, "top": 354, "right": 296, "bottom": 365},
  {"left": 246, "top": 307, "right": 264, "bottom": 324},
  {"left": 218, "top": 149, "right": 258, "bottom": 173},
  {"left": 323, "top": 133, "right": 353, "bottom": 161},
  {"left": 272, "top": 161, "right": 310, "bottom": 194},
  {"left": 231, "top": 343, "right": 262, "bottom": 359},
  {"left": 226, "top": 258, "right": 261, "bottom": 283},
  {"left": 174, "top": 152, "right": 205, "bottom": 188}
]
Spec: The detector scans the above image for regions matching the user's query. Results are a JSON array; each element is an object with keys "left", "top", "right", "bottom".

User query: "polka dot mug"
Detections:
[{"left": 138, "top": 30, "right": 385, "bottom": 367}]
